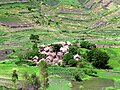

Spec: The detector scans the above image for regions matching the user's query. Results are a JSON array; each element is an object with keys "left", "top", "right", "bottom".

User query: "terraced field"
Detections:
[{"left": 0, "top": 0, "right": 120, "bottom": 90}]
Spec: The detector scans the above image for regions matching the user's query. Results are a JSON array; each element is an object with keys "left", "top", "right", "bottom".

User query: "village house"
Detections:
[
  {"left": 32, "top": 41, "right": 81, "bottom": 65},
  {"left": 74, "top": 54, "right": 82, "bottom": 61}
]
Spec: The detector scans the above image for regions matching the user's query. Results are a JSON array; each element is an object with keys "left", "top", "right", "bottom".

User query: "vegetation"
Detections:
[
  {"left": 63, "top": 53, "right": 73, "bottom": 64},
  {"left": 73, "top": 69, "right": 82, "bottom": 81},
  {"left": 30, "top": 34, "right": 39, "bottom": 42},
  {"left": 68, "top": 59, "right": 77, "bottom": 67},
  {"left": 15, "top": 60, "right": 36, "bottom": 66},
  {"left": 39, "top": 60, "right": 49, "bottom": 90},
  {"left": 23, "top": 72, "right": 41, "bottom": 90},
  {"left": 0, "top": 0, "right": 120, "bottom": 89},
  {"left": 52, "top": 44, "right": 62, "bottom": 52},
  {"left": 87, "top": 49, "right": 110, "bottom": 69},
  {"left": 12, "top": 69, "right": 18, "bottom": 88},
  {"left": 69, "top": 45, "right": 78, "bottom": 54},
  {"left": 80, "top": 41, "right": 96, "bottom": 50},
  {"left": 0, "top": 86, "right": 16, "bottom": 90}
]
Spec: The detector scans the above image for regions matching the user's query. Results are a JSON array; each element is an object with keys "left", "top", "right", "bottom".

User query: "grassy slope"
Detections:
[
  {"left": 0, "top": 0, "right": 120, "bottom": 89},
  {"left": 0, "top": 1, "right": 120, "bottom": 50},
  {"left": 0, "top": 59, "right": 71, "bottom": 90}
]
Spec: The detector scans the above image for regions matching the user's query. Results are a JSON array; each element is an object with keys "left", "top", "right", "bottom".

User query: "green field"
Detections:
[{"left": 0, "top": 0, "right": 120, "bottom": 90}]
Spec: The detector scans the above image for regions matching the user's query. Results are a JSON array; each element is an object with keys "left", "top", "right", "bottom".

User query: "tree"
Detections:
[
  {"left": 32, "top": 43, "right": 39, "bottom": 56},
  {"left": 12, "top": 70, "right": 18, "bottom": 88},
  {"left": 69, "top": 45, "right": 78, "bottom": 55},
  {"left": 87, "top": 49, "right": 110, "bottom": 69},
  {"left": 38, "top": 60, "right": 49, "bottom": 90},
  {"left": 63, "top": 53, "right": 73, "bottom": 64},
  {"left": 30, "top": 34, "right": 39, "bottom": 42},
  {"left": 52, "top": 44, "right": 62, "bottom": 52}
]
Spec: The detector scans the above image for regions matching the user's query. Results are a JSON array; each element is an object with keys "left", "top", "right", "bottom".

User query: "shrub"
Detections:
[
  {"left": 80, "top": 41, "right": 96, "bottom": 50},
  {"left": 83, "top": 68, "right": 97, "bottom": 76},
  {"left": 73, "top": 69, "right": 82, "bottom": 81},
  {"left": 77, "top": 59, "right": 87, "bottom": 68},
  {"left": 30, "top": 34, "right": 39, "bottom": 42},
  {"left": 61, "top": 30, "right": 69, "bottom": 33},
  {"left": 68, "top": 59, "right": 77, "bottom": 67},
  {"left": 52, "top": 44, "right": 62, "bottom": 52},
  {"left": 15, "top": 61, "right": 36, "bottom": 66},
  {"left": 87, "top": 49, "right": 110, "bottom": 69},
  {"left": 17, "top": 49, "right": 34, "bottom": 60},
  {"left": 77, "top": 48, "right": 83, "bottom": 55},
  {"left": 77, "top": 59, "right": 93, "bottom": 68},
  {"left": 63, "top": 53, "right": 73, "bottom": 64},
  {"left": 69, "top": 45, "right": 78, "bottom": 54}
]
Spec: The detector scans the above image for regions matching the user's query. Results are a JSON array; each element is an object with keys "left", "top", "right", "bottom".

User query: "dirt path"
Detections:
[{"left": 96, "top": 44, "right": 120, "bottom": 48}]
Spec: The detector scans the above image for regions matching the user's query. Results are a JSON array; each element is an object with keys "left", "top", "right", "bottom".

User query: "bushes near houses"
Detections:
[
  {"left": 77, "top": 59, "right": 87, "bottom": 68},
  {"left": 63, "top": 53, "right": 73, "bottom": 64},
  {"left": 80, "top": 41, "right": 96, "bottom": 50},
  {"left": 68, "top": 59, "right": 77, "bottom": 67},
  {"left": 32, "top": 43, "right": 39, "bottom": 56},
  {"left": 87, "top": 49, "right": 110, "bottom": 69},
  {"left": 69, "top": 45, "right": 78, "bottom": 54},
  {"left": 52, "top": 44, "right": 62, "bottom": 52}
]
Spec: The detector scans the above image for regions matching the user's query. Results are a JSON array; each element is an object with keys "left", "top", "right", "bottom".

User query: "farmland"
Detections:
[{"left": 0, "top": 0, "right": 120, "bottom": 90}]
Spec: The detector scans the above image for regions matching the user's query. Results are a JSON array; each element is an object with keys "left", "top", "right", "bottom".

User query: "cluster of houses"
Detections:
[{"left": 32, "top": 41, "right": 82, "bottom": 65}]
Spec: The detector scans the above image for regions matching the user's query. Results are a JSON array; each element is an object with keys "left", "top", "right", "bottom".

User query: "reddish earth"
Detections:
[
  {"left": 0, "top": 22, "right": 34, "bottom": 28},
  {"left": 96, "top": 44, "right": 120, "bottom": 48},
  {"left": 0, "top": 21, "right": 35, "bottom": 31},
  {"left": 59, "top": 8, "right": 88, "bottom": 14}
]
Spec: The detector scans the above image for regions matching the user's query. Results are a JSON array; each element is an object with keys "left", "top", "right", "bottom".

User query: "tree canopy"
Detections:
[{"left": 87, "top": 49, "right": 110, "bottom": 69}]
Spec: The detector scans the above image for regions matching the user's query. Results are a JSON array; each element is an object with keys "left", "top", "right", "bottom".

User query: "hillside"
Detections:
[
  {"left": 0, "top": 0, "right": 120, "bottom": 90},
  {"left": 0, "top": 0, "right": 120, "bottom": 50}
]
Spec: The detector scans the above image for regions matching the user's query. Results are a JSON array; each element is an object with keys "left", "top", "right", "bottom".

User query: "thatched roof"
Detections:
[
  {"left": 57, "top": 52, "right": 63, "bottom": 56},
  {"left": 74, "top": 54, "right": 81, "bottom": 60},
  {"left": 60, "top": 47, "right": 68, "bottom": 53}
]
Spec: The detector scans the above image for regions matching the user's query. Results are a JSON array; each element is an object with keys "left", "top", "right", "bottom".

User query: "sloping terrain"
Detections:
[
  {"left": 0, "top": 0, "right": 120, "bottom": 50},
  {"left": 0, "top": 0, "right": 120, "bottom": 89}
]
